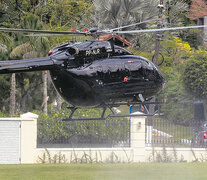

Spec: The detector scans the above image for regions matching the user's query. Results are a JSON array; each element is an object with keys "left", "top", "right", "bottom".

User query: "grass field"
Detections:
[{"left": 0, "top": 163, "right": 207, "bottom": 180}]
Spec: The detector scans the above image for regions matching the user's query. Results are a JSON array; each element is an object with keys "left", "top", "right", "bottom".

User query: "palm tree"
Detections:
[
  {"left": 10, "top": 14, "right": 50, "bottom": 113},
  {"left": 93, "top": 0, "right": 188, "bottom": 50},
  {"left": 9, "top": 73, "right": 16, "bottom": 115},
  {"left": 0, "top": 32, "right": 13, "bottom": 115},
  {"left": 93, "top": 0, "right": 156, "bottom": 28},
  {"left": 94, "top": 0, "right": 188, "bottom": 28}
]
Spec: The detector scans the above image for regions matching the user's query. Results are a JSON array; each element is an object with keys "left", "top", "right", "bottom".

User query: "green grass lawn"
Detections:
[{"left": 0, "top": 163, "right": 207, "bottom": 180}]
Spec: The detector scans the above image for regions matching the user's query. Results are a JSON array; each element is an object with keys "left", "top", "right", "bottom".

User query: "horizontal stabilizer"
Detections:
[{"left": 0, "top": 57, "right": 55, "bottom": 74}]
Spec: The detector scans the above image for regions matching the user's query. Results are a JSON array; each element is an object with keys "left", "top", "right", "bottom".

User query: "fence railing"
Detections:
[
  {"left": 37, "top": 111, "right": 207, "bottom": 149},
  {"left": 146, "top": 117, "right": 207, "bottom": 148},
  {"left": 37, "top": 118, "right": 130, "bottom": 148}
]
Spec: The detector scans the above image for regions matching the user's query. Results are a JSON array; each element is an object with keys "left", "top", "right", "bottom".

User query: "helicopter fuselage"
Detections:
[
  {"left": 50, "top": 55, "right": 164, "bottom": 107},
  {"left": 0, "top": 40, "right": 165, "bottom": 107},
  {"left": 49, "top": 40, "right": 165, "bottom": 107}
]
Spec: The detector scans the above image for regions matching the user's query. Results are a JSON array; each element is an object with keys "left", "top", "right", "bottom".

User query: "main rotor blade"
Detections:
[
  {"left": 110, "top": 18, "right": 158, "bottom": 31},
  {"left": 0, "top": 28, "right": 87, "bottom": 36},
  {"left": 25, "top": 34, "right": 82, "bottom": 37},
  {"left": 115, "top": 25, "right": 206, "bottom": 34}
]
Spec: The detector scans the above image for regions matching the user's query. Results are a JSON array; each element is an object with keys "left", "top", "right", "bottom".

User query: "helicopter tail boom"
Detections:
[{"left": 0, "top": 57, "right": 55, "bottom": 74}]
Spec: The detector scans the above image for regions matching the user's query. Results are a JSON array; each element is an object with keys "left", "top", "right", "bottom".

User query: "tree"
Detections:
[
  {"left": 9, "top": 73, "right": 16, "bottom": 115},
  {"left": 46, "top": 0, "right": 93, "bottom": 28},
  {"left": 0, "top": 74, "right": 11, "bottom": 112},
  {"left": 93, "top": 0, "right": 188, "bottom": 28},
  {"left": 0, "top": 1, "right": 94, "bottom": 114},
  {"left": 0, "top": 30, "right": 13, "bottom": 114},
  {"left": 42, "top": 71, "right": 48, "bottom": 114},
  {"left": 93, "top": 0, "right": 188, "bottom": 51},
  {"left": 9, "top": 14, "right": 51, "bottom": 113},
  {"left": 93, "top": 0, "right": 157, "bottom": 29},
  {"left": 161, "top": 65, "right": 194, "bottom": 125},
  {"left": 182, "top": 48, "right": 207, "bottom": 99}
]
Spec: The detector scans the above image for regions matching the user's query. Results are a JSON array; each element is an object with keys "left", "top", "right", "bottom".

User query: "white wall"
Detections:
[
  {"left": 34, "top": 113, "right": 147, "bottom": 163},
  {"left": 2, "top": 112, "right": 207, "bottom": 163}
]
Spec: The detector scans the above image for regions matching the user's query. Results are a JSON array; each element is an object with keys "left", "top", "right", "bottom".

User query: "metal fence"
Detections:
[
  {"left": 37, "top": 112, "right": 207, "bottom": 148},
  {"left": 37, "top": 118, "right": 130, "bottom": 148},
  {"left": 146, "top": 117, "right": 207, "bottom": 148}
]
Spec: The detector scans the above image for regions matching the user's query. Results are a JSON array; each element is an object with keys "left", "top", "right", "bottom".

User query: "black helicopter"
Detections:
[{"left": 0, "top": 24, "right": 205, "bottom": 120}]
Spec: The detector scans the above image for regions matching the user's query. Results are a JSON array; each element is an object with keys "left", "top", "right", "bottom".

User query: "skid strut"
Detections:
[{"left": 62, "top": 94, "right": 161, "bottom": 121}]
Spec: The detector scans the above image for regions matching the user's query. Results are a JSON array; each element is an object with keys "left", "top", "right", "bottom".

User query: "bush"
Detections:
[
  {"left": 160, "top": 65, "right": 194, "bottom": 125},
  {"left": 0, "top": 111, "right": 8, "bottom": 117},
  {"left": 183, "top": 48, "right": 207, "bottom": 99}
]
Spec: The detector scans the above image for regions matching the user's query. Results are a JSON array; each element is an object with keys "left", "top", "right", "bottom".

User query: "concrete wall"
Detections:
[
  {"left": 2, "top": 112, "right": 207, "bottom": 164},
  {"left": 145, "top": 147, "right": 207, "bottom": 162},
  {"left": 0, "top": 112, "right": 38, "bottom": 164},
  {"left": 34, "top": 112, "right": 146, "bottom": 163},
  {"left": 33, "top": 112, "right": 207, "bottom": 163},
  {"left": 20, "top": 113, "right": 38, "bottom": 164},
  {"left": 35, "top": 148, "right": 133, "bottom": 163}
]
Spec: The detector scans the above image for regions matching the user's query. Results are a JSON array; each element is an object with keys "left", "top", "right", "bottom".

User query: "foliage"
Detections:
[
  {"left": 93, "top": 0, "right": 189, "bottom": 50},
  {"left": 9, "top": 14, "right": 48, "bottom": 113},
  {"left": 148, "top": 147, "right": 186, "bottom": 163},
  {"left": 38, "top": 149, "right": 68, "bottom": 164},
  {"left": 179, "top": 29, "right": 203, "bottom": 49},
  {"left": 160, "top": 36, "right": 192, "bottom": 63},
  {"left": 164, "top": 0, "right": 188, "bottom": 25},
  {"left": 0, "top": 111, "right": 8, "bottom": 117},
  {"left": 173, "top": 37, "right": 192, "bottom": 53},
  {"left": 130, "top": 40, "right": 194, "bottom": 125},
  {"left": 94, "top": 0, "right": 188, "bottom": 28},
  {"left": 37, "top": 148, "right": 131, "bottom": 164},
  {"left": 10, "top": 43, "right": 33, "bottom": 58},
  {"left": 93, "top": 0, "right": 158, "bottom": 44},
  {"left": 160, "top": 65, "right": 194, "bottom": 125},
  {"left": 0, "top": 1, "right": 93, "bottom": 114},
  {"left": 0, "top": 0, "right": 202, "bottom": 125},
  {"left": 48, "top": 0, "right": 93, "bottom": 28},
  {"left": 0, "top": 73, "right": 10, "bottom": 109},
  {"left": 93, "top": 0, "right": 154, "bottom": 28},
  {"left": 131, "top": 36, "right": 192, "bottom": 65},
  {"left": 129, "top": 50, "right": 152, "bottom": 59},
  {"left": 182, "top": 47, "right": 207, "bottom": 99}
]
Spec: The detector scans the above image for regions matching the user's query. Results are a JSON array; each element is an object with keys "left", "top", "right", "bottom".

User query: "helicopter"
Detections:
[{"left": 0, "top": 23, "right": 206, "bottom": 120}]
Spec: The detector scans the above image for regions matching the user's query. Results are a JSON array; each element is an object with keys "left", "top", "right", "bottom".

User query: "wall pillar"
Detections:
[
  {"left": 131, "top": 112, "right": 146, "bottom": 162},
  {"left": 204, "top": 16, "right": 207, "bottom": 45},
  {"left": 20, "top": 112, "right": 38, "bottom": 164}
]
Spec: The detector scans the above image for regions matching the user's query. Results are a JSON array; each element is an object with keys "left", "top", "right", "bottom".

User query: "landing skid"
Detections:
[{"left": 62, "top": 94, "right": 162, "bottom": 121}]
